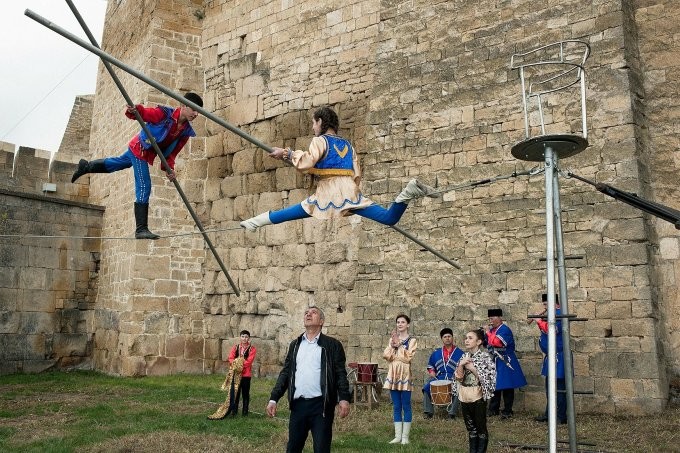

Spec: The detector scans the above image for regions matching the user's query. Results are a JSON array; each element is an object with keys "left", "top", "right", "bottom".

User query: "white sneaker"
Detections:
[
  {"left": 240, "top": 212, "right": 272, "bottom": 232},
  {"left": 394, "top": 179, "right": 440, "bottom": 204}
]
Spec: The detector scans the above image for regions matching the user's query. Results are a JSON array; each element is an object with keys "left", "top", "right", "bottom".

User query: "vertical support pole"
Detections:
[
  {"left": 519, "top": 68, "right": 530, "bottom": 139},
  {"left": 552, "top": 161, "right": 578, "bottom": 453},
  {"left": 544, "top": 145, "right": 557, "bottom": 453}
]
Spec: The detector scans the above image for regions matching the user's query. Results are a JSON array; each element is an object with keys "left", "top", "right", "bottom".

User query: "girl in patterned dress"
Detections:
[
  {"left": 383, "top": 314, "right": 417, "bottom": 445},
  {"left": 454, "top": 328, "right": 496, "bottom": 453}
]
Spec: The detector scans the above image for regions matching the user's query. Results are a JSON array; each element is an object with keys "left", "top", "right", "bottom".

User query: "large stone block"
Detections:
[
  {"left": 144, "top": 312, "right": 170, "bottom": 334},
  {"left": 595, "top": 300, "right": 631, "bottom": 319},
  {"left": 616, "top": 352, "right": 661, "bottom": 379},
  {"left": 0, "top": 334, "right": 45, "bottom": 361},
  {"left": 185, "top": 335, "right": 205, "bottom": 359},
  {"left": 211, "top": 197, "right": 234, "bottom": 222},
  {"left": 133, "top": 255, "right": 171, "bottom": 280},
  {"left": 18, "top": 267, "right": 48, "bottom": 290},
  {"left": 611, "top": 318, "right": 655, "bottom": 338},
  {"left": 120, "top": 356, "right": 146, "bottom": 377},
  {"left": 146, "top": 356, "right": 174, "bottom": 376},
  {"left": 0, "top": 311, "right": 20, "bottom": 334},
  {"left": 131, "top": 296, "right": 168, "bottom": 313},
  {"left": 165, "top": 335, "right": 185, "bottom": 357},
  {"left": 52, "top": 333, "right": 91, "bottom": 357},
  {"left": 129, "top": 334, "right": 160, "bottom": 357},
  {"left": 20, "top": 312, "right": 58, "bottom": 334}
]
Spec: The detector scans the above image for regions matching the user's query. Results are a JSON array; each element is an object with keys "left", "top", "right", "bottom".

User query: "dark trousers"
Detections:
[
  {"left": 287, "top": 397, "right": 334, "bottom": 453},
  {"left": 488, "top": 388, "right": 514, "bottom": 415},
  {"left": 229, "top": 377, "right": 251, "bottom": 414},
  {"left": 543, "top": 377, "right": 567, "bottom": 422},
  {"left": 462, "top": 398, "right": 489, "bottom": 452}
]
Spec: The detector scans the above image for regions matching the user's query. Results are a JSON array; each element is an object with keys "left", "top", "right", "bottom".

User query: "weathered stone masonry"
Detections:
[
  {"left": 3, "top": 0, "right": 678, "bottom": 414},
  {"left": 0, "top": 145, "right": 103, "bottom": 373}
]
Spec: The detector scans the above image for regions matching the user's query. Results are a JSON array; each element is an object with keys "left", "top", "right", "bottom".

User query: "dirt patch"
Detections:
[{"left": 82, "top": 431, "right": 259, "bottom": 453}]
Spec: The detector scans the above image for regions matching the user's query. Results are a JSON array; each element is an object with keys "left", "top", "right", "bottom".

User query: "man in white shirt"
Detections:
[{"left": 266, "top": 306, "right": 351, "bottom": 453}]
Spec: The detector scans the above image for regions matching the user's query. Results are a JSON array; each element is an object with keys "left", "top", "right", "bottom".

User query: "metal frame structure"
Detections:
[{"left": 510, "top": 40, "right": 591, "bottom": 453}]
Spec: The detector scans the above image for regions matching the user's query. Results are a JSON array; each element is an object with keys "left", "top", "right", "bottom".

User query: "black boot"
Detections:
[
  {"left": 477, "top": 434, "right": 488, "bottom": 453},
  {"left": 71, "top": 159, "right": 108, "bottom": 183},
  {"left": 468, "top": 434, "right": 479, "bottom": 453},
  {"left": 134, "top": 203, "right": 160, "bottom": 240}
]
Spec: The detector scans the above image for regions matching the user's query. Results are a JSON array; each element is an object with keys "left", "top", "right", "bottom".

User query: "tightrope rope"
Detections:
[
  {"left": 1, "top": 169, "right": 544, "bottom": 241},
  {"left": 0, "top": 226, "right": 243, "bottom": 241},
  {"left": 426, "top": 166, "right": 544, "bottom": 197}
]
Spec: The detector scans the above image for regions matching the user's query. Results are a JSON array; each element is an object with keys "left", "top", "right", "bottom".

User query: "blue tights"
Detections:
[
  {"left": 102, "top": 146, "right": 176, "bottom": 204},
  {"left": 268, "top": 202, "right": 408, "bottom": 226},
  {"left": 102, "top": 149, "right": 153, "bottom": 204},
  {"left": 390, "top": 390, "right": 412, "bottom": 422}
]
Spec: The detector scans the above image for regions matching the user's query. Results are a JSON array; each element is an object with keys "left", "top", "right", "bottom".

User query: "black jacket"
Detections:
[{"left": 269, "top": 332, "right": 351, "bottom": 413}]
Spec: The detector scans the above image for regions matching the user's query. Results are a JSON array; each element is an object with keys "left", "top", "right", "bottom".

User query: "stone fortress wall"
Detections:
[
  {"left": 0, "top": 130, "right": 103, "bottom": 373},
  {"left": 5, "top": 0, "right": 678, "bottom": 414}
]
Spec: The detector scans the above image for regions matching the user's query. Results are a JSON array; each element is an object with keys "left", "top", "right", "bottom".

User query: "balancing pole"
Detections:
[
  {"left": 26, "top": 8, "right": 459, "bottom": 269},
  {"left": 56, "top": 2, "right": 239, "bottom": 296}
]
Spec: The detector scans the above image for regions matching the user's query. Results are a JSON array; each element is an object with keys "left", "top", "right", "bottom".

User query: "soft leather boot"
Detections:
[
  {"left": 477, "top": 434, "right": 488, "bottom": 453},
  {"left": 400, "top": 421, "right": 411, "bottom": 445},
  {"left": 468, "top": 433, "right": 479, "bottom": 453},
  {"left": 240, "top": 212, "right": 272, "bottom": 232},
  {"left": 71, "top": 158, "right": 108, "bottom": 183},
  {"left": 242, "top": 396, "right": 249, "bottom": 416},
  {"left": 388, "top": 422, "right": 402, "bottom": 444},
  {"left": 394, "top": 179, "right": 440, "bottom": 203},
  {"left": 134, "top": 202, "right": 160, "bottom": 240}
]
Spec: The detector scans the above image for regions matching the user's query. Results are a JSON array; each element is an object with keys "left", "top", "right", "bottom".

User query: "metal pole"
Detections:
[
  {"left": 25, "top": 8, "right": 272, "bottom": 154},
  {"left": 544, "top": 146, "right": 557, "bottom": 453},
  {"left": 55, "top": 3, "right": 240, "bottom": 296},
  {"left": 551, "top": 159, "right": 578, "bottom": 453},
  {"left": 390, "top": 225, "right": 461, "bottom": 269}
]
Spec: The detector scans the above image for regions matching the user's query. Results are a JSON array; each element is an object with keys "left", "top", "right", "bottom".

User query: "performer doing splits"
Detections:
[
  {"left": 454, "top": 328, "right": 496, "bottom": 453},
  {"left": 240, "top": 106, "right": 439, "bottom": 231},
  {"left": 383, "top": 314, "right": 417, "bottom": 445},
  {"left": 71, "top": 92, "right": 203, "bottom": 239}
]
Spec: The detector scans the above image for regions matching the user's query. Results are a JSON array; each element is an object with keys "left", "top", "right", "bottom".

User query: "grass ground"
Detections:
[{"left": 0, "top": 371, "right": 678, "bottom": 452}]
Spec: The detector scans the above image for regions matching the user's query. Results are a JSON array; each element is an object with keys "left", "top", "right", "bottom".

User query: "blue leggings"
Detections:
[
  {"left": 390, "top": 390, "right": 412, "bottom": 422},
  {"left": 103, "top": 149, "right": 153, "bottom": 204},
  {"left": 268, "top": 202, "right": 408, "bottom": 226}
]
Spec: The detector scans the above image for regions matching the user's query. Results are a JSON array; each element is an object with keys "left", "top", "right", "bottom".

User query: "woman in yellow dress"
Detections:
[{"left": 383, "top": 314, "right": 417, "bottom": 445}]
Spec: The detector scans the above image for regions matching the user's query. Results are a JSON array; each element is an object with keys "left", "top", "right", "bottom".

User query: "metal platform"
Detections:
[{"left": 511, "top": 134, "right": 588, "bottom": 162}]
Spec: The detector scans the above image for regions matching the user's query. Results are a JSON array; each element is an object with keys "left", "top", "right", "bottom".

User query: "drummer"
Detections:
[{"left": 423, "top": 327, "right": 464, "bottom": 419}]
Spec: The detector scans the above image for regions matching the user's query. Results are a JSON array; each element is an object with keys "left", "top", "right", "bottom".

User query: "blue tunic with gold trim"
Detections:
[{"left": 287, "top": 134, "right": 373, "bottom": 219}]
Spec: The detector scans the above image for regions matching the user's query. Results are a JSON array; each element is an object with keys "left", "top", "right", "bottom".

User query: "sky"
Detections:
[{"left": 1, "top": 1, "right": 107, "bottom": 153}]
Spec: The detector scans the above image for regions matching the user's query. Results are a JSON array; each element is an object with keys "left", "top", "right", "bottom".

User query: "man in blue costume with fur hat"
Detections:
[{"left": 484, "top": 308, "right": 527, "bottom": 419}]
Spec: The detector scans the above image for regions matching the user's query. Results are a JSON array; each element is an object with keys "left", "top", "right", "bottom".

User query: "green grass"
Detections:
[{"left": 0, "top": 371, "right": 678, "bottom": 452}]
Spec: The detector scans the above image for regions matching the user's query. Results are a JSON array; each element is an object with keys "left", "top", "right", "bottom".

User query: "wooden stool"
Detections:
[{"left": 353, "top": 381, "right": 379, "bottom": 409}]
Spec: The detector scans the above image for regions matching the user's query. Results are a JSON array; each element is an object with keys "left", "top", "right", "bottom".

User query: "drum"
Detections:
[
  {"left": 430, "top": 380, "right": 453, "bottom": 406},
  {"left": 357, "top": 363, "right": 378, "bottom": 383}
]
